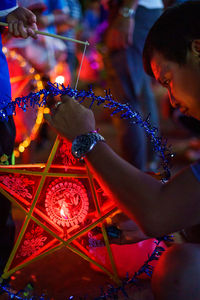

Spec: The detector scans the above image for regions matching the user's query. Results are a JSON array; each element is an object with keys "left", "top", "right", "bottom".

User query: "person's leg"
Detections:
[
  {"left": 109, "top": 47, "right": 147, "bottom": 170},
  {"left": 67, "top": 51, "right": 77, "bottom": 85},
  {"left": 0, "top": 203, "right": 15, "bottom": 275},
  {"left": 152, "top": 243, "right": 200, "bottom": 300},
  {"left": 109, "top": 7, "right": 163, "bottom": 171},
  {"left": 129, "top": 6, "right": 163, "bottom": 171}
]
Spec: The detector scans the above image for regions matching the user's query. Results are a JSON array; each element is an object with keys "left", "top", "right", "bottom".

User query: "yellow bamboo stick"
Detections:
[
  {"left": 101, "top": 223, "right": 119, "bottom": 281},
  {"left": 0, "top": 21, "right": 89, "bottom": 46},
  {"left": 67, "top": 243, "right": 119, "bottom": 283},
  {"left": 86, "top": 165, "right": 101, "bottom": 215},
  {"left": 2, "top": 243, "right": 63, "bottom": 279},
  {"left": 67, "top": 207, "right": 118, "bottom": 244},
  {"left": 3, "top": 215, "right": 30, "bottom": 273}
]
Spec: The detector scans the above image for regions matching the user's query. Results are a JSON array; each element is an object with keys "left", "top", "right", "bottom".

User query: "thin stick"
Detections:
[
  {"left": 74, "top": 42, "right": 87, "bottom": 90},
  {"left": 0, "top": 21, "right": 89, "bottom": 46}
]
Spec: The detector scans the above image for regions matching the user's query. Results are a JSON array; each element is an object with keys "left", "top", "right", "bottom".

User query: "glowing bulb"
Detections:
[
  {"left": 19, "top": 145, "right": 25, "bottom": 152},
  {"left": 55, "top": 76, "right": 65, "bottom": 85},
  {"left": 2, "top": 47, "right": 7, "bottom": 54},
  {"left": 14, "top": 150, "right": 20, "bottom": 158},
  {"left": 34, "top": 74, "right": 40, "bottom": 80},
  {"left": 21, "top": 61, "right": 26, "bottom": 67},
  {"left": 44, "top": 107, "right": 50, "bottom": 114},
  {"left": 29, "top": 67, "right": 35, "bottom": 74},
  {"left": 60, "top": 208, "right": 65, "bottom": 217},
  {"left": 23, "top": 140, "right": 29, "bottom": 147},
  {"left": 60, "top": 203, "right": 68, "bottom": 219}
]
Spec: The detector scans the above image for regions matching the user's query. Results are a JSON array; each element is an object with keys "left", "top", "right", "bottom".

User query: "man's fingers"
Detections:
[
  {"left": 18, "top": 21, "right": 28, "bottom": 38},
  {"left": 44, "top": 113, "right": 66, "bottom": 138},
  {"left": 28, "top": 12, "right": 37, "bottom": 25},
  {"left": 27, "top": 27, "right": 37, "bottom": 39},
  {"left": 13, "top": 22, "right": 20, "bottom": 36},
  {"left": 7, "top": 7, "right": 38, "bottom": 39},
  {"left": 8, "top": 21, "right": 14, "bottom": 34},
  {"left": 43, "top": 113, "right": 54, "bottom": 127}
]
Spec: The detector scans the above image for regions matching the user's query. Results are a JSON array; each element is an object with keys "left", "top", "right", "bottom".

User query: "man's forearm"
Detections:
[
  {"left": 85, "top": 141, "right": 162, "bottom": 235},
  {"left": 121, "top": 0, "right": 139, "bottom": 10}
]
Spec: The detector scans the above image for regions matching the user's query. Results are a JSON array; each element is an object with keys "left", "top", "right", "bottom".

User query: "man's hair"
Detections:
[{"left": 143, "top": 1, "right": 200, "bottom": 77}]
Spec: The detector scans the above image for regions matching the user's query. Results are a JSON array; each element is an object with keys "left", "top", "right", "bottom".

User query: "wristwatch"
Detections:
[
  {"left": 119, "top": 7, "right": 136, "bottom": 18},
  {"left": 71, "top": 132, "right": 105, "bottom": 159}
]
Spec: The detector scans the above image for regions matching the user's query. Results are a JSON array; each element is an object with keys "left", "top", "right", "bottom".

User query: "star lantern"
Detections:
[{"left": 0, "top": 136, "right": 161, "bottom": 287}]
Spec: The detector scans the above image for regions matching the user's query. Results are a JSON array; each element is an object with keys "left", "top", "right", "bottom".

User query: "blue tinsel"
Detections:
[
  {"left": 0, "top": 82, "right": 173, "bottom": 180},
  {"left": 0, "top": 83, "right": 174, "bottom": 299}
]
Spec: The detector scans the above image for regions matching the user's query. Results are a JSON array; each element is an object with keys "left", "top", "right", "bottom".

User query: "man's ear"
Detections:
[{"left": 191, "top": 39, "right": 200, "bottom": 56}]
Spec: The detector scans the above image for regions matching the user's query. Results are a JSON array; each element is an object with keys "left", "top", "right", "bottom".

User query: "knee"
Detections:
[{"left": 152, "top": 243, "right": 200, "bottom": 300}]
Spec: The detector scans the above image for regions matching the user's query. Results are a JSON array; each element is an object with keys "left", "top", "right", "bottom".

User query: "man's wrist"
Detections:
[
  {"left": 46, "top": 14, "right": 55, "bottom": 25},
  {"left": 71, "top": 132, "right": 105, "bottom": 160},
  {"left": 119, "top": 6, "right": 136, "bottom": 18}
]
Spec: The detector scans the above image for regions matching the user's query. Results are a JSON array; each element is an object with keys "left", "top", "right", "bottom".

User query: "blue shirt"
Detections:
[
  {"left": 43, "top": 0, "right": 67, "bottom": 34},
  {"left": 0, "top": 1, "right": 17, "bottom": 107},
  {"left": 62, "top": 0, "right": 81, "bottom": 53},
  {"left": 0, "top": 36, "right": 11, "bottom": 105},
  {"left": 0, "top": 0, "right": 16, "bottom": 11}
]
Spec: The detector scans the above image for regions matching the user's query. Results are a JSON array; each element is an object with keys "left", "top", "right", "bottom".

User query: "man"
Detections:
[
  {"left": 0, "top": 0, "right": 37, "bottom": 276},
  {"left": 104, "top": 0, "right": 163, "bottom": 171},
  {"left": 45, "top": 1, "right": 200, "bottom": 299}
]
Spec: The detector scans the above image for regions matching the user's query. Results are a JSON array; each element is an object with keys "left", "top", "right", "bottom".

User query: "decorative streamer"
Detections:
[
  {"left": 0, "top": 82, "right": 173, "bottom": 179},
  {"left": 0, "top": 19, "right": 174, "bottom": 300},
  {"left": 0, "top": 82, "right": 174, "bottom": 298}
]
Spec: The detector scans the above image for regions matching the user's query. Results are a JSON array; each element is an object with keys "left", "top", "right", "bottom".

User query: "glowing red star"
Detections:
[{"left": 0, "top": 136, "right": 119, "bottom": 282}]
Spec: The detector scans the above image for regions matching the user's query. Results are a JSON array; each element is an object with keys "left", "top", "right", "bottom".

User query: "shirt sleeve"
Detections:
[
  {"left": 191, "top": 161, "right": 200, "bottom": 182},
  {"left": 0, "top": 0, "right": 18, "bottom": 17},
  {"left": 67, "top": 0, "right": 81, "bottom": 20}
]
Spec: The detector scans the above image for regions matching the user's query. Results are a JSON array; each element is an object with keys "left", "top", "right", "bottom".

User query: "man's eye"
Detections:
[{"left": 163, "top": 79, "right": 170, "bottom": 87}]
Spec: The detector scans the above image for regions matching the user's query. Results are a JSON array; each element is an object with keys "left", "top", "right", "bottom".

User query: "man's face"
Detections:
[{"left": 151, "top": 50, "right": 200, "bottom": 120}]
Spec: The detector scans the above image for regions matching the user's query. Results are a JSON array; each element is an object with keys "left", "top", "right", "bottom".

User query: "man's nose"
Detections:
[{"left": 168, "top": 90, "right": 179, "bottom": 109}]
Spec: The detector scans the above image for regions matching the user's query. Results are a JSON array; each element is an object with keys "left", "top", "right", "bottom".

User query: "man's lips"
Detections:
[{"left": 180, "top": 107, "right": 189, "bottom": 115}]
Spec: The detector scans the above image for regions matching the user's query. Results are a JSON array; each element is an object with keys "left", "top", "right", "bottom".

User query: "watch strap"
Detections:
[{"left": 119, "top": 7, "right": 136, "bottom": 18}]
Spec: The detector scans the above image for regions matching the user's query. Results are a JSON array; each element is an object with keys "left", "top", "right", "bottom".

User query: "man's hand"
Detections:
[
  {"left": 107, "top": 212, "right": 149, "bottom": 245},
  {"left": 44, "top": 95, "right": 96, "bottom": 141},
  {"left": 6, "top": 7, "right": 38, "bottom": 39},
  {"left": 105, "top": 16, "right": 135, "bottom": 51}
]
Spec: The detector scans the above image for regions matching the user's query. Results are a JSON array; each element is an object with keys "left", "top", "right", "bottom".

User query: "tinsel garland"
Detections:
[
  {"left": 0, "top": 235, "right": 173, "bottom": 299},
  {"left": 0, "top": 82, "right": 173, "bottom": 179},
  {"left": 0, "top": 82, "right": 174, "bottom": 298}
]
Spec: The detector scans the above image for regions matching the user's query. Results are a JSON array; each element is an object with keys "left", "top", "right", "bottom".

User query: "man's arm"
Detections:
[
  {"left": 85, "top": 141, "right": 200, "bottom": 237},
  {"left": 105, "top": 0, "right": 138, "bottom": 50},
  {"left": 44, "top": 96, "right": 200, "bottom": 237}
]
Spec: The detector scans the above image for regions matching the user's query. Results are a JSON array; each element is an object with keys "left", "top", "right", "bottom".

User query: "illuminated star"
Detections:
[{"left": 0, "top": 136, "right": 119, "bottom": 283}]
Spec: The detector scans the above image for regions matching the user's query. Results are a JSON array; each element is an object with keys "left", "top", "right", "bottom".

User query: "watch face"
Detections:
[
  {"left": 120, "top": 7, "right": 135, "bottom": 18},
  {"left": 72, "top": 133, "right": 104, "bottom": 159},
  {"left": 72, "top": 135, "right": 93, "bottom": 158}
]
